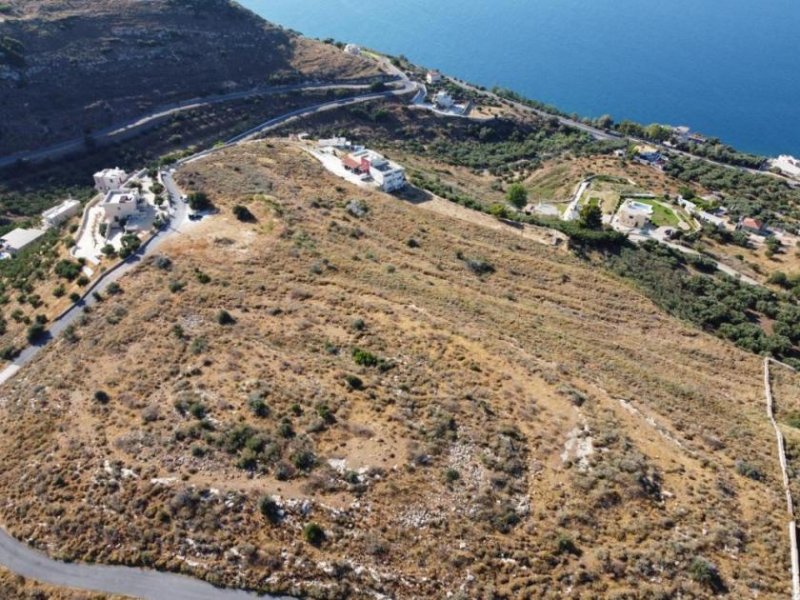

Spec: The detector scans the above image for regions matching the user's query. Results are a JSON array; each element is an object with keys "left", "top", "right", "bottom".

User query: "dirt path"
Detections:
[{"left": 764, "top": 357, "right": 800, "bottom": 600}]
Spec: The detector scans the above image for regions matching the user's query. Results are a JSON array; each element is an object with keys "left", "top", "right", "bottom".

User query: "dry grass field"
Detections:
[{"left": 0, "top": 141, "right": 792, "bottom": 599}]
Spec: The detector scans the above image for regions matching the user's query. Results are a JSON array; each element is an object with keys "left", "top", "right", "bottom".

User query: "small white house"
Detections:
[
  {"left": 344, "top": 44, "right": 361, "bottom": 56},
  {"left": 433, "top": 90, "right": 455, "bottom": 109},
  {"left": 102, "top": 189, "right": 140, "bottom": 224},
  {"left": 42, "top": 198, "right": 82, "bottom": 228},
  {"left": 94, "top": 167, "right": 129, "bottom": 193},
  {"left": 1, "top": 228, "right": 47, "bottom": 255},
  {"left": 617, "top": 200, "right": 653, "bottom": 229},
  {"left": 426, "top": 70, "right": 442, "bottom": 85}
]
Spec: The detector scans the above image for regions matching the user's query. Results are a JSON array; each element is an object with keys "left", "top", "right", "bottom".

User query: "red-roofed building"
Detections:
[{"left": 737, "top": 217, "right": 767, "bottom": 235}]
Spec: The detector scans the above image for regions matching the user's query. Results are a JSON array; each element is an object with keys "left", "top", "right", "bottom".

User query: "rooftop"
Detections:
[
  {"left": 1, "top": 228, "right": 47, "bottom": 249},
  {"left": 42, "top": 198, "right": 81, "bottom": 219},
  {"left": 104, "top": 190, "right": 138, "bottom": 206}
]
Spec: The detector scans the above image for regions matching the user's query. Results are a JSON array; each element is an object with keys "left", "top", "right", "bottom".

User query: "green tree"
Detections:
[
  {"left": 506, "top": 184, "right": 528, "bottom": 210},
  {"left": 188, "top": 192, "right": 211, "bottom": 212},
  {"left": 579, "top": 203, "right": 603, "bottom": 230}
]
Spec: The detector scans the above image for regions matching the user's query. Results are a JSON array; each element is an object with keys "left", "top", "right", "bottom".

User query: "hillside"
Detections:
[
  {"left": 0, "top": 139, "right": 796, "bottom": 599},
  {"left": 0, "top": 0, "right": 380, "bottom": 156}
]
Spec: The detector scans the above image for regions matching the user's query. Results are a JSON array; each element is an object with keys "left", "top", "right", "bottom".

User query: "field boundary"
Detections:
[{"left": 764, "top": 357, "right": 800, "bottom": 600}]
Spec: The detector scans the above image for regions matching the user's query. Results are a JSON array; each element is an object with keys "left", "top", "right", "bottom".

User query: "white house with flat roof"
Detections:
[
  {"left": 102, "top": 189, "right": 140, "bottom": 224},
  {"left": 94, "top": 167, "right": 129, "bottom": 193},
  {"left": 433, "top": 90, "right": 455, "bottom": 109},
  {"left": 617, "top": 200, "right": 653, "bottom": 229},
  {"left": 346, "top": 148, "right": 406, "bottom": 192},
  {"left": 343, "top": 44, "right": 361, "bottom": 56},
  {"left": 42, "top": 198, "right": 82, "bottom": 228},
  {"left": 1, "top": 228, "right": 47, "bottom": 255}
]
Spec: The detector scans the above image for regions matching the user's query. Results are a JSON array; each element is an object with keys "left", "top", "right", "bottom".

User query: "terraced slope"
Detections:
[{"left": 0, "top": 141, "right": 790, "bottom": 599}]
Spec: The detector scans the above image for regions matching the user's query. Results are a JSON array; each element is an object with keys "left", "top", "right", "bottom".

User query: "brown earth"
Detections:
[{"left": 0, "top": 140, "right": 792, "bottom": 599}]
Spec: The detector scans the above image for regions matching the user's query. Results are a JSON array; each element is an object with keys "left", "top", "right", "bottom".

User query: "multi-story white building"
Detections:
[
  {"left": 42, "top": 198, "right": 82, "bottom": 228},
  {"left": 433, "top": 90, "right": 455, "bottom": 109},
  {"left": 102, "top": 189, "right": 140, "bottom": 225},
  {"left": 94, "top": 167, "right": 129, "bottom": 193},
  {"left": 345, "top": 149, "right": 406, "bottom": 192}
]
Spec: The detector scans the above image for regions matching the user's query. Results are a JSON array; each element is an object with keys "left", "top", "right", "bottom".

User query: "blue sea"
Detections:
[{"left": 239, "top": 0, "right": 799, "bottom": 158}]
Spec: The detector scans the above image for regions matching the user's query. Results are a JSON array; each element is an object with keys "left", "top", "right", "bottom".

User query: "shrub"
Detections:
[
  {"left": 556, "top": 534, "right": 580, "bottom": 556},
  {"left": 217, "top": 310, "right": 236, "bottom": 325},
  {"left": 168, "top": 280, "right": 185, "bottom": 293},
  {"left": 69, "top": 292, "right": 81, "bottom": 303},
  {"left": 345, "top": 374, "right": 364, "bottom": 390},
  {"left": 248, "top": 395, "right": 270, "bottom": 418},
  {"left": 352, "top": 347, "right": 379, "bottom": 367},
  {"left": 53, "top": 284, "right": 66, "bottom": 298},
  {"left": 292, "top": 450, "right": 317, "bottom": 471},
  {"left": 54, "top": 259, "right": 82, "bottom": 281},
  {"left": 506, "top": 183, "right": 528, "bottom": 210},
  {"left": 154, "top": 256, "right": 172, "bottom": 270},
  {"left": 465, "top": 258, "right": 495, "bottom": 276},
  {"left": 94, "top": 390, "right": 110, "bottom": 404},
  {"left": 303, "top": 523, "right": 325, "bottom": 546},
  {"left": 26, "top": 321, "right": 45, "bottom": 342},
  {"left": 735, "top": 459, "right": 763, "bottom": 481},
  {"left": 689, "top": 557, "right": 724, "bottom": 591},
  {"left": 233, "top": 205, "right": 256, "bottom": 222},
  {"left": 259, "top": 495, "right": 281, "bottom": 524},
  {"left": 188, "top": 192, "right": 212, "bottom": 212},
  {"left": 106, "top": 282, "right": 121, "bottom": 295},
  {"left": 445, "top": 468, "right": 460, "bottom": 483}
]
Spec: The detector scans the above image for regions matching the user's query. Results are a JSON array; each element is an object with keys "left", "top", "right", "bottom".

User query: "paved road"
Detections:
[
  {"left": 0, "top": 77, "right": 398, "bottom": 169},
  {"left": 0, "top": 529, "right": 294, "bottom": 600},
  {"left": 562, "top": 179, "right": 591, "bottom": 222}
]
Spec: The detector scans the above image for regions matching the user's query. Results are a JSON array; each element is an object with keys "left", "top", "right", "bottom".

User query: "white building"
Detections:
[
  {"left": 1, "top": 228, "right": 47, "bottom": 255},
  {"left": 617, "top": 200, "right": 653, "bottom": 229},
  {"left": 426, "top": 70, "right": 442, "bottom": 85},
  {"left": 102, "top": 189, "right": 140, "bottom": 224},
  {"left": 774, "top": 155, "right": 800, "bottom": 179},
  {"left": 346, "top": 149, "right": 406, "bottom": 192},
  {"left": 343, "top": 44, "right": 361, "bottom": 56},
  {"left": 42, "top": 198, "right": 82, "bottom": 228},
  {"left": 433, "top": 90, "right": 455, "bottom": 109},
  {"left": 94, "top": 167, "right": 129, "bottom": 193},
  {"left": 318, "top": 137, "right": 352, "bottom": 150}
]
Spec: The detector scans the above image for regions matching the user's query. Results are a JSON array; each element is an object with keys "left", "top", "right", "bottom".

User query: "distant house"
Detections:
[
  {"left": 102, "top": 189, "right": 141, "bottom": 225},
  {"left": 737, "top": 217, "right": 767, "bottom": 236},
  {"left": 343, "top": 44, "right": 361, "bottom": 56},
  {"left": 42, "top": 198, "right": 82, "bottom": 228},
  {"left": 426, "top": 70, "right": 442, "bottom": 85},
  {"left": 433, "top": 90, "right": 455, "bottom": 109},
  {"left": 634, "top": 152, "right": 668, "bottom": 170},
  {"left": 617, "top": 200, "right": 653, "bottom": 229},
  {"left": 1, "top": 228, "right": 47, "bottom": 255},
  {"left": 94, "top": 167, "right": 128, "bottom": 193}
]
